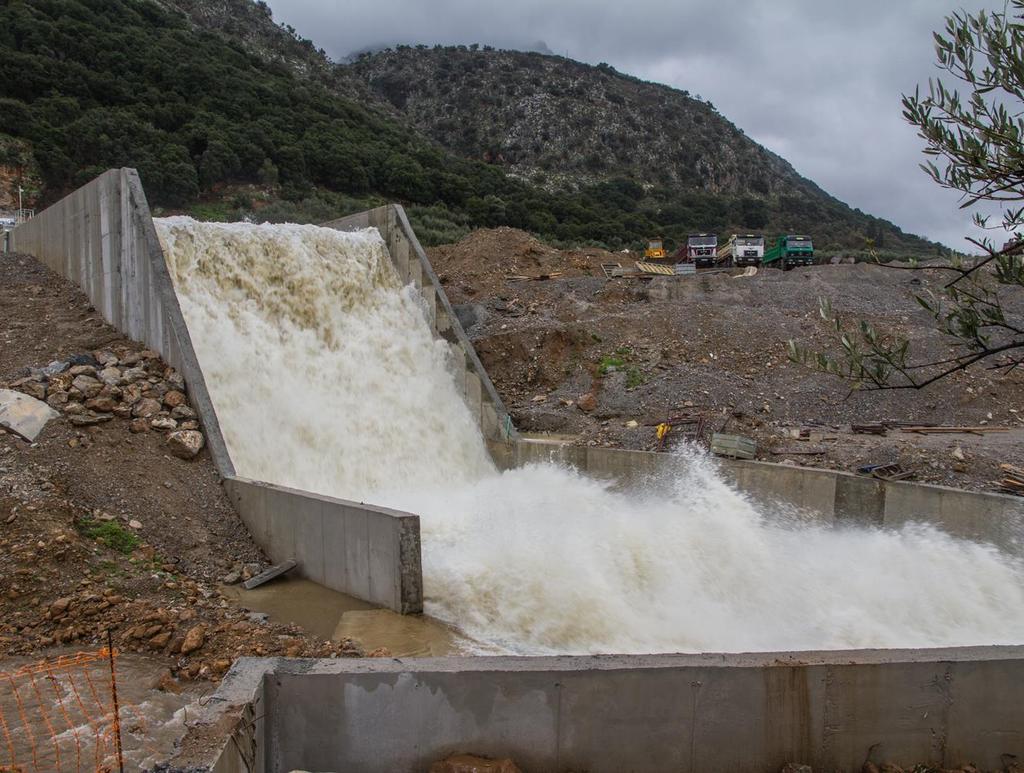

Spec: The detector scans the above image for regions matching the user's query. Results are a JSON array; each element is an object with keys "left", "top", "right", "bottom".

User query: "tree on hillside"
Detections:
[{"left": 790, "top": 2, "right": 1024, "bottom": 389}]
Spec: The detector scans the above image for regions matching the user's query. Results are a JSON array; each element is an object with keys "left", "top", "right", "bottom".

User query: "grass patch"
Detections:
[
  {"left": 625, "top": 366, "right": 646, "bottom": 389},
  {"left": 597, "top": 355, "right": 626, "bottom": 375},
  {"left": 77, "top": 519, "right": 139, "bottom": 555}
]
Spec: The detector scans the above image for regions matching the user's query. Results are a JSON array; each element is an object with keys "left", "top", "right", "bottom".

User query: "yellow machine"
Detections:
[{"left": 643, "top": 237, "right": 667, "bottom": 260}]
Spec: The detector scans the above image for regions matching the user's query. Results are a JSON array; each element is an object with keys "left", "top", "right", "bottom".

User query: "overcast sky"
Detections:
[{"left": 265, "top": 0, "right": 1001, "bottom": 250}]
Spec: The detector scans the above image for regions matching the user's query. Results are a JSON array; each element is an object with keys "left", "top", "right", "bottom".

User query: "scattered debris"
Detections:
[
  {"left": 430, "top": 755, "right": 523, "bottom": 773},
  {"left": 998, "top": 464, "right": 1024, "bottom": 496},
  {"left": 900, "top": 426, "right": 1009, "bottom": 435},
  {"left": 635, "top": 261, "right": 675, "bottom": 276},
  {"left": 242, "top": 559, "right": 298, "bottom": 590},
  {"left": 857, "top": 463, "right": 914, "bottom": 482},
  {"left": 505, "top": 272, "right": 563, "bottom": 281},
  {"left": 710, "top": 433, "right": 756, "bottom": 460}
]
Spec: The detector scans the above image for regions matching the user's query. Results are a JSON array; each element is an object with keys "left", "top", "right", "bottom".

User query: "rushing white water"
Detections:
[{"left": 158, "top": 217, "right": 1024, "bottom": 654}]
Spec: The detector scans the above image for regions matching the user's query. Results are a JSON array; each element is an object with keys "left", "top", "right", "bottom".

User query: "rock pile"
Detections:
[{"left": 6, "top": 347, "right": 206, "bottom": 459}]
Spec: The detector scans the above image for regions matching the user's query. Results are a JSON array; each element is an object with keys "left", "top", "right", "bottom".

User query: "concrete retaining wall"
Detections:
[
  {"left": 11, "top": 170, "right": 424, "bottom": 614},
  {"left": 200, "top": 648, "right": 1024, "bottom": 773},
  {"left": 223, "top": 477, "right": 422, "bottom": 614},
  {"left": 488, "top": 439, "right": 1024, "bottom": 552},
  {"left": 10, "top": 168, "right": 235, "bottom": 475},
  {"left": 323, "top": 205, "right": 515, "bottom": 441}
]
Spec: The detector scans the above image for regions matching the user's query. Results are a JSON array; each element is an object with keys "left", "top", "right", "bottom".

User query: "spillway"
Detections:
[{"left": 156, "top": 216, "right": 1024, "bottom": 655}]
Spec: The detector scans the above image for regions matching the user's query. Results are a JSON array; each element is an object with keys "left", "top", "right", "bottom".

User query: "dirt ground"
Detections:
[
  {"left": 0, "top": 253, "right": 363, "bottom": 689},
  {"left": 430, "top": 228, "right": 1024, "bottom": 493}
]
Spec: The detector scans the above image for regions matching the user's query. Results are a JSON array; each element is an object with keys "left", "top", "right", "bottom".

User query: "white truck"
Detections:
[{"left": 717, "top": 234, "right": 765, "bottom": 267}]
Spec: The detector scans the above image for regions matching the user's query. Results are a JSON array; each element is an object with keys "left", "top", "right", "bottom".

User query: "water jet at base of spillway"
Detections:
[{"left": 156, "top": 217, "right": 1024, "bottom": 655}]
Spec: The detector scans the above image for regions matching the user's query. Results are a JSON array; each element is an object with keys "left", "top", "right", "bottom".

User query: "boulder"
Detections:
[
  {"left": 163, "top": 390, "right": 187, "bottom": 408},
  {"left": 0, "top": 389, "right": 60, "bottom": 441},
  {"left": 97, "top": 367, "right": 123, "bottom": 386},
  {"left": 18, "top": 381, "right": 46, "bottom": 401},
  {"left": 68, "top": 364, "right": 97, "bottom": 377},
  {"left": 84, "top": 396, "right": 117, "bottom": 413},
  {"left": 577, "top": 392, "right": 597, "bottom": 412},
  {"left": 129, "top": 418, "right": 151, "bottom": 433},
  {"left": 69, "top": 413, "right": 113, "bottom": 427},
  {"left": 171, "top": 405, "right": 197, "bottom": 420},
  {"left": 180, "top": 624, "right": 206, "bottom": 655},
  {"left": 71, "top": 375, "right": 103, "bottom": 398},
  {"left": 68, "top": 353, "right": 99, "bottom": 368},
  {"left": 132, "top": 398, "right": 162, "bottom": 418},
  {"left": 42, "top": 360, "right": 69, "bottom": 377},
  {"left": 167, "top": 430, "right": 204, "bottom": 459},
  {"left": 150, "top": 417, "right": 177, "bottom": 431}
]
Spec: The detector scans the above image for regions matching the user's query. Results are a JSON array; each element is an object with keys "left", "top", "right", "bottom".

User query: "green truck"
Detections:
[{"left": 763, "top": 235, "right": 815, "bottom": 269}]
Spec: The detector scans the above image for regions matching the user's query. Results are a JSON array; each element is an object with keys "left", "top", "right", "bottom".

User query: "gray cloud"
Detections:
[{"left": 266, "top": 0, "right": 1001, "bottom": 250}]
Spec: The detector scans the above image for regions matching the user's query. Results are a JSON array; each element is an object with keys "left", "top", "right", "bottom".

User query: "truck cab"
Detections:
[
  {"left": 686, "top": 233, "right": 718, "bottom": 268},
  {"left": 764, "top": 234, "right": 814, "bottom": 270},
  {"left": 723, "top": 234, "right": 764, "bottom": 267}
]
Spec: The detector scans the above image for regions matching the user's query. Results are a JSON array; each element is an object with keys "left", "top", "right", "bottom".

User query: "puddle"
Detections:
[
  {"left": 222, "top": 575, "right": 476, "bottom": 656},
  {"left": 221, "top": 575, "right": 374, "bottom": 640}
]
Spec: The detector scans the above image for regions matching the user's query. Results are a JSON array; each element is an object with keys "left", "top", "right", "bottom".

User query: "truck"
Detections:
[
  {"left": 684, "top": 233, "right": 718, "bottom": 268},
  {"left": 717, "top": 234, "right": 765, "bottom": 267},
  {"left": 763, "top": 234, "right": 815, "bottom": 270}
]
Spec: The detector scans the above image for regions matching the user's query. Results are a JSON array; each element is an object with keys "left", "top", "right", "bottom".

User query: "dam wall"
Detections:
[
  {"left": 197, "top": 649, "right": 1024, "bottom": 773},
  {"left": 322, "top": 205, "right": 515, "bottom": 442},
  {"left": 487, "top": 439, "right": 1024, "bottom": 553},
  {"left": 10, "top": 170, "right": 423, "bottom": 613}
]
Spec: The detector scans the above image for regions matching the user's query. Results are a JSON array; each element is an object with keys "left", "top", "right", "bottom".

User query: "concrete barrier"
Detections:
[
  {"left": 192, "top": 647, "right": 1024, "bottom": 773},
  {"left": 322, "top": 205, "right": 515, "bottom": 442},
  {"left": 223, "top": 476, "right": 422, "bottom": 614},
  {"left": 488, "top": 439, "right": 1024, "bottom": 552},
  {"left": 10, "top": 168, "right": 235, "bottom": 475},
  {"left": 10, "top": 170, "right": 425, "bottom": 614}
]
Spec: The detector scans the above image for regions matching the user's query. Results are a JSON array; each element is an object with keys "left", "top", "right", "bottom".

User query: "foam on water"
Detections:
[{"left": 158, "top": 217, "right": 1024, "bottom": 654}]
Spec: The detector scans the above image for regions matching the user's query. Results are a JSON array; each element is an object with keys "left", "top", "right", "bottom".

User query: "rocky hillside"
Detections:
[{"left": 349, "top": 46, "right": 938, "bottom": 254}]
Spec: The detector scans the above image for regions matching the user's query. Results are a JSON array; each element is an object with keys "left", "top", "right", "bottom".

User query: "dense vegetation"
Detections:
[{"left": 0, "top": 0, "right": 940, "bottom": 254}]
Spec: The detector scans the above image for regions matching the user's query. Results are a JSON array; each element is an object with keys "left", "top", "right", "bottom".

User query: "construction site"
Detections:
[{"left": 0, "top": 169, "right": 1022, "bottom": 772}]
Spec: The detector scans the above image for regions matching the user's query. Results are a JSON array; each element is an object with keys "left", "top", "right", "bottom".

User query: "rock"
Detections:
[
  {"left": 128, "top": 519, "right": 142, "bottom": 529},
  {"left": 112, "top": 404, "right": 133, "bottom": 418},
  {"left": 241, "top": 562, "right": 262, "bottom": 580},
  {"left": 531, "top": 394, "right": 547, "bottom": 402},
  {"left": 120, "top": 352, "right": 144, "bottom": 366},
  {"left": 49, "top": 597, "right": 73, "bottom": 616},
  {"left": 148, "top": 630, "right": 172, "bottom": 651},
  {"left": 45, "top": 391, "right": 69, "bottom": 409},
  {"left": 367, "top": 647, "right": 393, "bottom": 658},
  {"left": 140, "top": 349, "right": 159, "bottom": 360},
  {"left": 84, "top": 396, "right": 117, "bottom": 413},
  {"left": 171, "top": 405, "right": 196, "bottom": 420},
  {"left": 68, "top": 364, "right": 97, "bottom": 377},
  {"left": 150, "top": 417, "right": 177, "bottom": 431},
  {"left": 97, "top": 367, "right": 122, "bottom": 386},
  {"left": 42, "top": 360, "right": 69, "bottom": 377},
  {"left": 71, "top": 375, "right": 103, "bottom": 398},
  {"left": 63, "top": 402, "right": 86, "bottom": 416},
  {"left": 577, "top": 392, "right": 597, "bottom": 412},
  {"left": 68, "top": 353, "right": 99, "bottom": 368},
  {"left": 180, "top": 624, "right": 206, "bottom": 655},
  {"left": 624, "top": 419, "right": 639, "bottom": 428},
  {"left": 163, "top": 390, "right": 187, "bottom": 408},
  {"left": 18, "top": 381, "right": 46, "bottom": 400},
  {"left": 0, "top": 389, "right": 60, "bottom": 442},
  {"left": 132, "top": 398, "right": 162, "bottom": 418},
  {"left": 167, "top": 430, "right": 204, "bottom": 459},
  {"left": 780, "top": 765, "right": 813, "bottom": 773},
  {"left": 165, "top": 370, "right": 185, "bottom": 390},
  {"left": 128, "top": 418, "right": 150, "bottom": 433},
  {"left": 179, "top": 420, "right": 200, "bottom": 431},
  {"left": 69, "top": 413, "right": 113, "bottom": 427},
  {"left": 121, "top": 366, "right": 147, "bottom": 383},
  {"left": 221, "top": 571, "right": 242, "bottom": 585},
  {"left": 429, "top": 755, "right": 523, "bottom": 773},
  {"left": 94, "top": 350, "right": 118, "bottom": 366},
  {"left": 951, "top": 446, "right": 966, "bottom": 462}
]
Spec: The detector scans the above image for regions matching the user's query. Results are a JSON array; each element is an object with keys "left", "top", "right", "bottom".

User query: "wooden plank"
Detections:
[{"left": 243, "top": 559, "right": 298, "bottom": 590}]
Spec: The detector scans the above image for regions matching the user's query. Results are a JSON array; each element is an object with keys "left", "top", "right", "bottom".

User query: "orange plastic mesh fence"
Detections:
[{"left": 0, "top": 650, "right": 123, "bottom": 773}]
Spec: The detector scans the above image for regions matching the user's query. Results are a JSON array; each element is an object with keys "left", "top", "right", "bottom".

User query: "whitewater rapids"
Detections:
[{"left": 157, "top": 217, "right": 1024, "bottom": 654}]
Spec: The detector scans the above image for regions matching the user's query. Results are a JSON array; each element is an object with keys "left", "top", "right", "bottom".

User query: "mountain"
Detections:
[
  {"left": 0, "top": 0, "right": 939, "bottom": 255},
  {"left": 347, "top": 46, "right": 937, "bottom": 254}
]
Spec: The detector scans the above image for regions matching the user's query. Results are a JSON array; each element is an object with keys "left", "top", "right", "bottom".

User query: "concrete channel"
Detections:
[{"left": 11, "top": 169, "right": 1024, "bottom": 771}]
